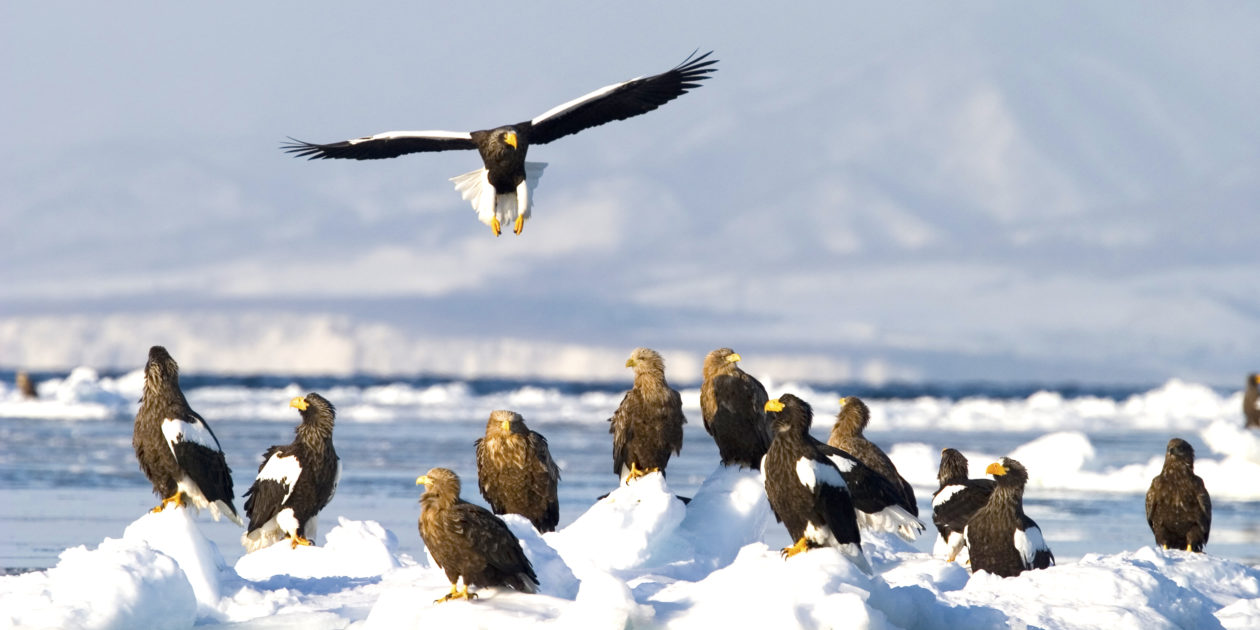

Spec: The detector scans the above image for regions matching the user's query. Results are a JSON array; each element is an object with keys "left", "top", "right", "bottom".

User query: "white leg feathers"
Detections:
[{"left": 449, "top": 163, "right": 547, "bottom": 234}]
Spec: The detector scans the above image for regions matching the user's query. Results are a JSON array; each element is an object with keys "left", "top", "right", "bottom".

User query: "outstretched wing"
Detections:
[
  {"left": 528, "top": 50, "right": 717, "bottom": 145},
  {"left": 282, "top": 130, "right": 477, "bottom": 160}
]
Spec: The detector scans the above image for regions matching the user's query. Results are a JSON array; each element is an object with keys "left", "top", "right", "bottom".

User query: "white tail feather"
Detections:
[
  {"left": 856, "top": 504, "right": 925, "bottom": 542},
  {"left": 450, "top": 163, "right": 547, "bottom": 230}
]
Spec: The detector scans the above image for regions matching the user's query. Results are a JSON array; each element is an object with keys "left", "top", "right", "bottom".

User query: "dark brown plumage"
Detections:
[
  {"left": 417, "top": 467, "right": 539, "bottom": 602},
  {"left": 16, "top": 371, "right": 37, "bottom": 399},
  {"left": 475, "top": 410, "right": 561, "bottom": 533},
  {"left": 1244, "top": 373, "right": 1260, "bottom": 429},
  {"left": 283, "top": 51, "right": 716, "bottom": 237},
  {"left": 242, "top": 393, "right": 341, "bottom": 552},
  {"left": 964, "top": 458, "right": 1054, "bottom": 577},
  {"left": 762, "top": 394, "right": 869, "bottom": 571},
  {"left": 827, "top": 396, "right": 918, "bottom": 516},
  {"left": 1146, "top": 438, "right": 1212, "bottom": 552},
  {"left": 931, "top": 448, "right": 995, "bottom": 562},
  {"left": 700, "top": 348, "right": 772, "bottom": 470},
  {"left": 132, "top": 346, "right": 241, "bottom": 525},
  {"left": 609, "top": 347, "right": 685, "bottom": 483}
]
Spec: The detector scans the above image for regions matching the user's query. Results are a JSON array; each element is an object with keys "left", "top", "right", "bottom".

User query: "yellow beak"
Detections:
[
  {"left": 625, "top": 358, "right": 636, "bottom": 368},
  {"left": 504, "top": 131, "right": 518, "bottom": 149},
  {"left": 838, "top": 396, "right": 849, "bottom": 406},
  {"left": 416, "top": 475, "right": 430, "bottom": 486},
  {"left": 289, "top": 396, "right": 308, "bottom": 411},
  {"left": 501, "top": 419, "right": 512, "bottom": 432},
  {"left": 986, "top": 462, "right": 1007, "bottom": 476},
  {"left": 764, "top": 398, "right": 785, "bottom": 413},
  {"left": 727, "top": 353, "right": 742, "bottom": 363}
]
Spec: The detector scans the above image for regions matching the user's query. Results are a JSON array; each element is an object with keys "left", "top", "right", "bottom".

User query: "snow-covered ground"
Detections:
[{"left": 2, "top": 370, "right": 1259, "bottom": 628}]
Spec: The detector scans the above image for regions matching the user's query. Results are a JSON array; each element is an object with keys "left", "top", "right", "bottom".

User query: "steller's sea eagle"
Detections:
[
  {"left": 283, "top": 51, "right": 717, "bottom": 237},
  {"left": 931, "top": 447, "right": 995, "bottom": 563},
  {"left": 241, "top": 393, "right": 341, "bottom": 552},
  {"left": 132, "top": 346, "right": 241, "bottom": 525},
  {"left": 827, "top": 396, "right": 918, "bottom": 517},
  {"left": 964, "top": 457, "right": 1054, "bottom": 577}
]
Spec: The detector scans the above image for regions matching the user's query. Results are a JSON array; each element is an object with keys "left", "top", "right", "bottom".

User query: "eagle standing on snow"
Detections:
[
  {"left": 964, "top": 457, "right": 1054, "bottom": 577},
  {"left": 1145, "top": 438, "right": 1211, "bottom": 552},
  {"left": 700, "top": 348, "right": 772, "bottom": 469},
  {"left": 242, "top": 393, "right": 341, "bottom": 552},
  {"left": 827, "top": 396, "right": 918, "bottom": 517},
  {"left": 931, "top": 448, "right": 996, "bottom": 562},
  {"left": 417, "top": 467, "right": 539, "bottom": 602},
  {"left": 609, "top": 347, "right": 686, "bottom": 483},
  {"left": 1244, "top": 373, "right": 1259, "bottom": 429},
  {"left": 761, "top": 395, "right": 869, "bottom": 572},
  {"left": 283, "top": 51, "right": 717, "bottom": 237},
  {"left": 475, "top": 410, "right": 561, "bottom": 533},
  {"left": 132, "top": 346, "right": 241, "bottom": 524}
]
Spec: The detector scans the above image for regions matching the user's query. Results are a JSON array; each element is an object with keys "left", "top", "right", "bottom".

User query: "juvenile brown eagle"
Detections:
[
  {"left": 475, "top": 410, "right": 561, "bottom": 533},
  {"left": 242, "top": 393, "right": 341, "bottom": 552},
  {"left": 964, "top": 457, "right": 1054, "bottom": 577},
  {"left": 763, "top": 395, "right": 923, "bottom": 544},
  {"left": 1145, "top": 438, "right": 1211, "bottom": 552},
  {"left": 132, "top": 346, "right": 241, "bottom": 524},
  {"left": 283, "top": 51, "right": 717, "bottom": 236},
  {"left": 608, "top": 347, "right": 686, "bottom": 484},
  {"left": 827, "top": 396, "right": 918, "bottom": 516},
  {"left": 417, "top": 467, "right": 539, "bottom": 602},
  {"left": 1245, "top": 373, "right": 1259, "bottom": 429},
  {"left": 931, "top": 448, "right": 995, "bottom": 562},
  {"left": 700, "top": 348, "right": 772, "bottom": 469}
]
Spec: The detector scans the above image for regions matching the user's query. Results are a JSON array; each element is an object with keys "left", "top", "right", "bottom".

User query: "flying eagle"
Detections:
[
  {"left": 931, "top": 448, "right": 995, "bottom": 563},
  {"left": 609, "top": 347, "right": 686, "bottom": 484},
  {"left": 1145, "top": 438, "right": 1211, "bottom": 552},
  {"left": 964, "top": 457, "right": 1054, "bottom": 577},
  {"left": 1245, "top": 373, "right": 1259, "bottom": 429},
  {"left": 242, "top": 393, "right": 341, "bottom": 552},
  {"left": 475, "top": 410, "right": 562, "bottom": 533},
  {"left": 700, "top": 348, "right": 772, "bottom": 470},
  {"left": 283, "top": 51, "right": 717, "bottom": 237},
  {"left": 132, "top": 346, "right": 241, "bottom": 525},
  {"left": 417, "top": 467, "right": 539, "bottom": 602},
  {"left": 761, "top": 395, "right": 869, "bottom": 571},
  {"left": 763, "top": 394, "right": 923, "bottom": 543},
  {"left": 827, "top": 396, "right": 918, "bottom": 516}
]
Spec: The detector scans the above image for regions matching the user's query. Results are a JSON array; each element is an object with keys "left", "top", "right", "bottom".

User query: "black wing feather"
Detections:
[
  {"left": 281, "top": 134, "right": 476, "bottom": 161},
  {"left": 529, "top": 51, "right": 717, "bottom": 145}
]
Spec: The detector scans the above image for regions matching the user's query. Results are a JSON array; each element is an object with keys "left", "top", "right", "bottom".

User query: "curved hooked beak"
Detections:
[{"left": 290, "top": 396, "right": 308, "bottom": 411}]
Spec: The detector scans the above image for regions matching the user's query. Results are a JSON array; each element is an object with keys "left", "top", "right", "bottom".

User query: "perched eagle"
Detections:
[
  {"left": 283, "top": 51, "right": 717, "bottom": 237},
  {"left": 242, "top": 393, "right": 341, "bottom": 552},
  {"left": 132, "top": 346, "right": 241, "bottom": 524},
  {"left": 761, "top": 395, "right": 869, "bottom": 572},
  {"left": 931, "top": 448, "right": 995, "bottom": 562},
  {"left": 1245, "top": 373, "right": 1259, "bottom": 429},
  {"left": 700, "top": 348, "right": 772, "bottom": 469},
  {"left": 764, "top": 394, "right": 924, "bottom": 542},
  {"left": 16, "top": 370, "right": 37, "bottom": 399},
  {"left": 417, "top": 467, "right": 539, "bottom": 602},
  {"left": 475, "top": 410, "right": 561, "bottom": 533},
  {"left": 827, "top": 396, "right": 918, "bottom": 516},
  {"left": 964, "top": 457, "right": 1054, "bottom": 577},
  {"left": 608, "top": 347, "right": 686, "bottom": 483},
  {"left": 1145, "top": 438, "right": 1212, "bottom": 552}
]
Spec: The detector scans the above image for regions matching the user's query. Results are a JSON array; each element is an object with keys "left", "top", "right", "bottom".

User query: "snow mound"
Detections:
[
  {"left": 677, "top": 465, "right": 776, "bottom": 571},
  {"left": 123, "top": 508, "right": 230, "bottom": 614},
  {"left": 235, "top": 517, "right": 401, "bottom": 581},
  {"left": 547, "top": 472, "right": 688, "bottom": 573}
]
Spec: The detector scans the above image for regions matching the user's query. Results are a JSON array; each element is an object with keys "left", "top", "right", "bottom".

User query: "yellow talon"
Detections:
[
  {"left": 513, "top": 215, "right": 525, "bottom": 235},
  {"left": 151, "top": 492, "right": 186, "bottom": 513},
  {"left": 290, "top": 535, "right": 313, "bottom": 549},
  {"left": 624, "top": 463, "right": 661, "bottom": 483},
  {"left": 781, "top": 537, "right": 810, "bottom": 559},
  {"left": 435, "top": 583, "right": 477, "bottom": 603},
  {"left": 490, "top": 217, "right": 501, "bottom": 237}
]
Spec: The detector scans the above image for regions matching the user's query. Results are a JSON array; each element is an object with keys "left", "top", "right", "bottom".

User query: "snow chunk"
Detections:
[
  {"left": 547, "top": 472, "right": 687, "bottom": 573},
  {"left": 235, "top": 517, "right": 401, "bottom": 581}
]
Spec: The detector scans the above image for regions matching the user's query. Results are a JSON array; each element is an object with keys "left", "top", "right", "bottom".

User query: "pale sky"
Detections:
[{"left": 3, "top": 2, "right": 1258, "bottom": 386}]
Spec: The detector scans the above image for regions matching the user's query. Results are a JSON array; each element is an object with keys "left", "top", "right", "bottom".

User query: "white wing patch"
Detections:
[
  {"left": 1014, "top": 525, "right": 1051, "bottom": 568},
  {"left": 825, "top": 454, "right": 856, "bottom": 473},
  {"left": 932, "top": 484, "right": 965, "bottom": 508},
  {"left": 161, "top": 418, "right": 221, "bottom": 456},
  {"left": 796, "top": 457, "right": 847, "bottom": 492},
  {"left": 351, "top": 130, "right": 471, "bottom": 143},
  {"left": 257, "top": 454, "right": 303, "bottom": 504},
  {"left": 450, "top": 162, "right": 547, "bottom": 229},
  {"left": 531, "top": 79, "right": 640, "bottom": 125}
]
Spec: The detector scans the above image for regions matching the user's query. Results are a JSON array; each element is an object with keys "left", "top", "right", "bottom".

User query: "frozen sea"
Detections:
[{"left": 2, "top": 368, "right": 1259, "bottom": 629}]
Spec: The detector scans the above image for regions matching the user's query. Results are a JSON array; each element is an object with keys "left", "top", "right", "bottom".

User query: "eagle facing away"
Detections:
[
  {"left": 284, "top": 51, "right": 717, "bottom": 237},
  {"left": 132, "top": 345, "right": 241, "bottom": 525}
]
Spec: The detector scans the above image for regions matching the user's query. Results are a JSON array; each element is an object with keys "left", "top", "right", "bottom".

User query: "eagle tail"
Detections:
[
  {"left": 450, "top": 163, "right": 548, "bottom": 230},
  {"left": 856, "top": 504, "right": 925, "bottom": 542}
]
